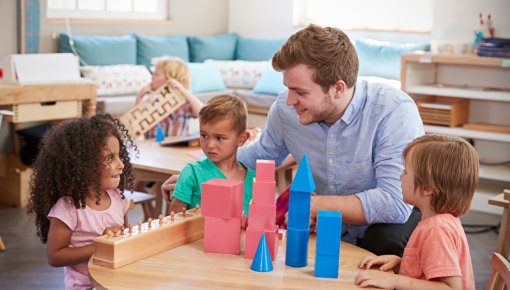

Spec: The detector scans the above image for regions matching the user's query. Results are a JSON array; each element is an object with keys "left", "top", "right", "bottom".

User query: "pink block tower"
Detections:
[
  {"left": 245, "top": 160, "right": 279, "bottom": 260},
  {"left": 202, "top": 179, "right": 244, "bottom": 254}
]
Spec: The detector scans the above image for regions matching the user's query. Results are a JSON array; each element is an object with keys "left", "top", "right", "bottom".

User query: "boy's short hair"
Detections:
[
  {"left": 403, "top": 134, "right": 479, "bottom": 217},
  {"left": 272, "top": 24, "right": 358, "bottom": 91},
  {"left": 199, "top": 94, "right": 247, "bottom": 134},
  {"left": 155, "top": 58, "right": 191, "bottom": 89}
]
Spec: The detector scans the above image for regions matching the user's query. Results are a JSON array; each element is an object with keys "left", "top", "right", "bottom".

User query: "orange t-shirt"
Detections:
[{"left": 399, "top": 213, "right": 475, "bottom": 290}]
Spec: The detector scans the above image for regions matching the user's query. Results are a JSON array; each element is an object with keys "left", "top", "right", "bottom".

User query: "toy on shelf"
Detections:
[
  {"left": 93, "top": 207, "right": 203, "bottom": 269},
  {"left": 286, "top": 154, "right": 315, "bottom": 268},
  {"left": 314, "top": 211, "right": 342, "bottom": 278},
  {"left": 120, "top": 84, "right": 186, "bottom": 138},
  {"left": 245, "top": 160, "right": 279, "bottom": 260}
]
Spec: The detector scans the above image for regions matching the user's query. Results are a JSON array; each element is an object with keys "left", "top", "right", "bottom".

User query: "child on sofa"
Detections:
[
  {"left": 355, "top": 134, "right": 477, "bottom": 290},
  {"left": 136, "top": 58, "right": 203, "bottom": 139},
  {"left": 168, "top": 94, "right": 255, "bottom": 216}
]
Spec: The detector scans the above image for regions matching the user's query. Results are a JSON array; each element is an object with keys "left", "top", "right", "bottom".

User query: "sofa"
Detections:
[
  {"left": 59, "top": 33, "right": 288, "bottom": 116},
  {"left": 59, "top": 33, "right": 428, "bottom": 117}
]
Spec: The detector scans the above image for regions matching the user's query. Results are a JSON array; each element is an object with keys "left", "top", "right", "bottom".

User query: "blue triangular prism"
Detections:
[
  {"left": 155, "top": 124, "right": 165, "bottom": 142},
  {"left": 251, "top": 233, "right": 273, "bottom": 272},
  {"left": 290, "top": 154, "right": 316, "bottom": 192}
]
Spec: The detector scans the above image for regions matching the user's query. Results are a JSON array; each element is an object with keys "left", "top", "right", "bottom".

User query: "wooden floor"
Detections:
[{"left": 0, "top": 205, "right": 498, "bottom": 290}]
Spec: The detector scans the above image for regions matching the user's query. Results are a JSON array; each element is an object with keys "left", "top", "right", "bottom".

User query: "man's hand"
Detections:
[
  {"left": 357, "top": 255, "right": 401, "bottom": 272},
  {"left": 161, "top": 175, "right": 179, "bottom": 201}
]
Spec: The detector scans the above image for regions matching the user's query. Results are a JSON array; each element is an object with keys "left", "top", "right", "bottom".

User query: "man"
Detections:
[{"left": 163, "top": 24, "right": 424, "bottom": 256}]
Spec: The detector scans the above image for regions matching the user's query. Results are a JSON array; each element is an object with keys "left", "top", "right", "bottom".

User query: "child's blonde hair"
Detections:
[
  {"left": 155, "top": 58, "right": 191, "bottom": 89},
  {"left": 403, "top": 134, "right": 479, "bottom": 217},
  {"left": 199, "top": 94, "right": 247, "bottom": 134}
]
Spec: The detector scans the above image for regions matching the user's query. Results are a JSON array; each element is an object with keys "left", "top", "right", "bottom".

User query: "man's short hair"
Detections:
[
  {"left": 272, "top": 24, "right": 359, "bottom": 90},
  {"left": 199, "top": 94, "right": 247, "bottom": 134},
  {"left": 403, "top": 134, "right": 479, "bottom": 217}
]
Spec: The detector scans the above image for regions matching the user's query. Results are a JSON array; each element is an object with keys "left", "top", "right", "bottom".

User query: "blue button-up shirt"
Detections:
[{"left": 239, "top": 80, "right": 424, "bottom": 242}]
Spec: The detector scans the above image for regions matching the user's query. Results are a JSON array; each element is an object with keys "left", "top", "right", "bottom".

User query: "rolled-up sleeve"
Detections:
[{"left": 356, "top": 101, "right": 424, "bottom": 224}]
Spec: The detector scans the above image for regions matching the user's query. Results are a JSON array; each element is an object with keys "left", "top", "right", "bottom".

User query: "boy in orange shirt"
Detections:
[{"left": 356, "top": 134, "right": 477, "bottom": 290}]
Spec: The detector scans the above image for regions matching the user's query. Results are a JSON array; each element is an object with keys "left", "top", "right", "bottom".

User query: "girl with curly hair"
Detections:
[{"left": 27, "top": 114, "right": 137, "bottom": 290}]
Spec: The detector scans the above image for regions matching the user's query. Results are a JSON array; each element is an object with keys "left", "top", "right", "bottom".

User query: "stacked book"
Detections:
[{"left": 476, "top": 38, "right": 510, "bottom": 58}]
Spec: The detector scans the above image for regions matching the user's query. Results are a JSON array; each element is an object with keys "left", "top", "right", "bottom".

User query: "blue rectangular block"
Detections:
[
  {"left": 314, "top": 254, "right": 339, "bottom": 278},
  {"left": 316, "top": 211, "right": 342, "bottom": 256},
  {"left": 288, "top": 190, "right": 311, "bottom": 229},
  {"left": 285, "top": 227, "right": 309, "bottom": 267}
]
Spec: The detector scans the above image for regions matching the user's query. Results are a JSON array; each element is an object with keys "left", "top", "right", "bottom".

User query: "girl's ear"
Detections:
[{"left": 238, "top": 131, "right": 250, "bottom": 147}]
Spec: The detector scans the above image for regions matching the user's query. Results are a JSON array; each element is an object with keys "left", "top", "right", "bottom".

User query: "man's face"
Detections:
[{"left": 283, "top": 64, "right": 337, "bottom": 125}]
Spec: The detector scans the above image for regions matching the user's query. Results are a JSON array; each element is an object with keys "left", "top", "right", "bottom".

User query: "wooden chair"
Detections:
[
  {"left": 125, "top": 191, "right": 157, "bottom": 221},
  {"left": 488, "top": 189, "right": 510, "bottom": 257},
  {"left": 486, "top": 252, "right": 510, "bottom": 290}
]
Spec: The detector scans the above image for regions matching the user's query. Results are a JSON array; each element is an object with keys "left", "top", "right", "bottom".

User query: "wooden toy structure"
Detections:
[
  {"left": 93, "top": 207, "right": 203, "bottom": 269},
  {"left": 120, "top": 85, "right": 186, "bottom": 137}
]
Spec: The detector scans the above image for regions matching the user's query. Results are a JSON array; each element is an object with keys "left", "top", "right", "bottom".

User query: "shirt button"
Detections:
[
  {"left": 329, "top": 159, "right": 333, "bottom": 164},
  {"left": 330, "top": 185, "right": 334, "bottom": 190},
  {"left": 331, "top": 134, "right": 335, "bottom": 138}
]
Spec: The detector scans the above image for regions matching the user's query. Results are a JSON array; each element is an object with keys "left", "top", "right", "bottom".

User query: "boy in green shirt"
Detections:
[{"left": 169, "top": 94, "right": 256, "bottom": 215}]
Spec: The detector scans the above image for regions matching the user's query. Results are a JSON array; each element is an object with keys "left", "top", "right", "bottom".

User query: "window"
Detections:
[
  {"left": 47, "top": 0, "right": 168, "bottom": 21},
  {"left": 295, "top": 0, "right": 433, "bottom": 33}
]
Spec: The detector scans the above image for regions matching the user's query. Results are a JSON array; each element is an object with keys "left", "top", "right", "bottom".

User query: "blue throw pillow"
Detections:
[
  {"left": 187, "top": 33, "right": 238, "bottom": 63},
  {"left": 59, "top": 33, "right": 136, "bottom": 65},
  {"left": 136, "top": 35, "right": 189, "bottom": 67},
  {"left": 235, "top": 37, "right": 286, "bottom": 61},
  {"left": 253, "top": 67, "right": 287, "bottom": 96},
  {"left": 188, "top": 63, "right": 226, "bottom": 93},
  {"left": 355, "top": 38, "right": 429, "bottom": 80}
]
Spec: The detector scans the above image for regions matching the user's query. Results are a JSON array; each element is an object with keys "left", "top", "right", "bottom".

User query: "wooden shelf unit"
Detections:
[{"left": 401, "top": 53, "right": 510, "bottom": 213}]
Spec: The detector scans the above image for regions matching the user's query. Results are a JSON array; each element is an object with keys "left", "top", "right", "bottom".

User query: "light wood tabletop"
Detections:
[{"left": 88, "top": 235, "right": 380, "bottom": 290}]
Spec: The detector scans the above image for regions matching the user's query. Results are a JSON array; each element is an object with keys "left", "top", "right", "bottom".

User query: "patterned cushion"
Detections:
[
  {"left": 80, "top": 65, "right": 151, "bottom": 96},
  {"left": 204, "top": 60, "right": 270, "bottom": 89}
]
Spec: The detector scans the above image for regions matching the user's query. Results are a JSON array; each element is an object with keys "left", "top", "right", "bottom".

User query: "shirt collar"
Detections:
[{"left": 339, "top": 79, "right": 365, "bottom": 125}]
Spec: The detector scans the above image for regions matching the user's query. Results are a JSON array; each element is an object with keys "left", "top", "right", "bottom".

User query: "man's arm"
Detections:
[
  {"left": 311, "top": 195, "right": 366, "bottom": 224},
  {"left": 238, "top": 97, "right": 289, "bottom": 169}
]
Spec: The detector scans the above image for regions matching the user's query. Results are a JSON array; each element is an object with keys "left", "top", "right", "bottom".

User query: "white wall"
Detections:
[
  {"left": 229, "top": 0, "right": 510, "bottom": 43},
  {"left": 0, "top": 0, "right": 229, "bottom": 59}
]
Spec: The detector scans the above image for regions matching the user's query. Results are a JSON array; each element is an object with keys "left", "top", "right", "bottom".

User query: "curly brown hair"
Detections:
[{"left": 27, "top": 114, "right": 137, "bottom": 243}]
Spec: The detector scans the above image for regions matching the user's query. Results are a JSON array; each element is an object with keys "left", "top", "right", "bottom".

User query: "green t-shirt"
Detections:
[{"left": 172, "top": 158, "right": 255, "bottom": 215}]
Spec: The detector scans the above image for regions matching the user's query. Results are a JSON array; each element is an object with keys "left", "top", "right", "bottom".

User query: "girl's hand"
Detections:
[
  {"left": 167, "top": 79, "right": 187, "bottom": 93},
  {"left": 136, "top": 85, "right": 152, "bottom": 104},
  {"left": 102, "top": 225, "right": 124, "bottom": 235},
  {"left": 355, "top": 270, "right": 397, "bottom": 289},
  {"left": 357, "top": 255, "right": 401, "bottom": 271}
]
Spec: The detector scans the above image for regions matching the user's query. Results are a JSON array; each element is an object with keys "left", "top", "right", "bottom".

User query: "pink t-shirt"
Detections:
[
  {"left": 48, "top": 189, "right": 130, "bottom": 290},
  {"left": 399, "top": 213, "right": 475, "bottom": 290}
]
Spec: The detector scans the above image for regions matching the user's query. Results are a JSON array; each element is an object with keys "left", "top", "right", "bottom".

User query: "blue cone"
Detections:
[
  {"left": 250, "top": 233, "right": 273, "bottom": 272},
  {"left": 155, "top": 124, "right": 165, "bottom": 142}
]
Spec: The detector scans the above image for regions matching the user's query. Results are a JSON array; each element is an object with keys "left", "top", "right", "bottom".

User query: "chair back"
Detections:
[{"left": 487, "top": 252, "right": 510, "bottom": 290}]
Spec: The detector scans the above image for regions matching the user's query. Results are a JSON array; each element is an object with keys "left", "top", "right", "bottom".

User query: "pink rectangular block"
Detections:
[
  {"left": 244, "top": 226, "right": 279, "bottom": 260},
  {"left": 256, "top": 160, "right": 275, "bottom": 182},
  {"left": 252, "top": 178, "right": 276, "bottom": 205},
  {"left": 248, "top": 204, "right": 276, "bottom": 229},
  {"left": 202, "top": 179, "right": 244, "bottom": 219},
  {"left": 204, "top": 216, "right": 241, "bottom": 254}
]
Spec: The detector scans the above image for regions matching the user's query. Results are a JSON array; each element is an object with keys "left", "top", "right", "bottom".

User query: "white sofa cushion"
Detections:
[
  {"left": 81, "top": 64, "right": 151, "bottom": 96},
  {"left": 204, "top": 60, "right": 270, "bottom": 89}
]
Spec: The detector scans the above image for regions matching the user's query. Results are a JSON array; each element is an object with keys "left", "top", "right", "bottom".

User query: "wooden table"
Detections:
[
  {"left": 131, "top": 139, "right": 198, "bottom": 215},
  {"left": 88, "top": 235, "right": 380, "bottom": 290},
  {"left": 489, "top": 189, "right": 510, "bottom": 257}
]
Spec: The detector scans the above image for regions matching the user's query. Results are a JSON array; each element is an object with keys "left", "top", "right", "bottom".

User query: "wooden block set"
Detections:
[
  {"left": 245, "top": 160, "right": 279, "bottom": 260},
  {"left": 93, "top": 207, "right": 204, "bottom": 269}
]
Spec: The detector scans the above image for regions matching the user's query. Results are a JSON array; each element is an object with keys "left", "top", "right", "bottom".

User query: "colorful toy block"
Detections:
[
  {"left": 244, "top": 226, "right": 279, "bottom": 260},
  {"left": 290, "top": 154, "right": 316, "bottom": 193},
  {"left": 250, "top": 233, "right": 273, "bottom": 272},
  {"left": 248, "top": 204, "right": 276, "bottom": 229},
  {"left": 201, "top": 179, "right": 244, "bottom": 219},
  {"left": 314, "top": 254, "right": 339, "bottom": 278},
  {"left": 287, "top": 191, "right": 311, "bottom": 230},
  {"left": 204, "top": 216, "right": 241, "bottom": 254},
  {"left": 252, "top": 179, "right": 276, "bottom": 205},
  {"left": 256, "top": 160, "right": 275, "bottom": 182},
  {"left": 285, "top": 227, "right": 309, "bottom": 267},
  {"left": 316, "top": 211, "right": 342, "bottom": 256}
]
